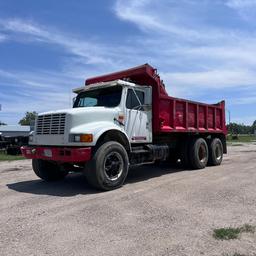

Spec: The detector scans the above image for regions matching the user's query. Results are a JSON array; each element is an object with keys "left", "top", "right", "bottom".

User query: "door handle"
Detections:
[{"left": 114, "top": 118, "right": 125, "bottom": 126}]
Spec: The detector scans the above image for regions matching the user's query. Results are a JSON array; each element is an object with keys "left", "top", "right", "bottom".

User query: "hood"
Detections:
[
  {"left": 69, "top": 107, "right": 120, "bottom": 128},
  {"left": 38, "top": 107, "right": 121, "bottom": 133}
]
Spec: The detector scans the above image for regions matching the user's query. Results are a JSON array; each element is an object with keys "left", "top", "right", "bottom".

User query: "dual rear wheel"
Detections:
[
  {"left": 208, "top": 138, "right": 223, "bottom": 166},
  {"left": 183, "top": 137, "right": 223, "bottom": 169}
]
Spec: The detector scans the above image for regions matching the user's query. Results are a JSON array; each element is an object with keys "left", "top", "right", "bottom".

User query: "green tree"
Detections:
[
  {"left": 0, "top": 121, "right": 7, "bottom": 125},
  {"left": 252, "top": 120, "right": 256, "bottom": 134},
  {"left": 19, "top": 111, "right": 37, "bottom": 125}
]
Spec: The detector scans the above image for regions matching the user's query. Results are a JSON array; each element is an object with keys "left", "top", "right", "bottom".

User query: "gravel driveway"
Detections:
[{"left": 0, "top": 144, "right": 256, "bottom": 256}]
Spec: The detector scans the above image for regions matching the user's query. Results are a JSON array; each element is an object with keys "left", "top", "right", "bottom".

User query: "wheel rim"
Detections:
[
  {"left": 103, "top": 151, "right": 124, "bottom": 181},
  {"left": 198, "top": 143, "right": 207, "bottom": 163},
  {"left": 215, "top": 143, "right": 222, "bottom": 161}
]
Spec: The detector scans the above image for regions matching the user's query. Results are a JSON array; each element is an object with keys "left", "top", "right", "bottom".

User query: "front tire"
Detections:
[
  {"left": 32, "top": 159, "right": 68, "bottom": 181},
  {"left": 189, "top": 138, "right": 208, "bottom": 169},
  {"left": 84, "top": 141, "right": 129, "bottom": 191}
]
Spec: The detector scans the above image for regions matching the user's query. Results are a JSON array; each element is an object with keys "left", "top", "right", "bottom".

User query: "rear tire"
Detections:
[
  {"left": 84, "top": 141, "right": 129, "bottom": 191},
  {"left": 208, "top": 138, "right": 223, "bottom": 166},
  {"left": 32, "top": 159, "right": 68, "bottom": 181},
  {"left": 189, "top": 138, "right": 208, "bottom": 169}
]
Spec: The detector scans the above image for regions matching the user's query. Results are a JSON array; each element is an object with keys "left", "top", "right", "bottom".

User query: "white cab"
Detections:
[{"left": 30, "top": 80, "right": 152, "bottom": 147}]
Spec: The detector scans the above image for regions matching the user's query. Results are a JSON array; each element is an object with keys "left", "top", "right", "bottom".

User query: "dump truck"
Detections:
[{"left": 21, "top": 64, "right": 227, "bottom": 190}]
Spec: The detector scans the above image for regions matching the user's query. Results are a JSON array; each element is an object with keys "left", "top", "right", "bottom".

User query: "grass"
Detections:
[
  {"left": 227, "top": 134, "right": 256, "bottom": 143},
  {"left": 228, "top": 143, "right": 244, "bottom": 147},
  {"left": 213, "top": 227, "right": 241, "bottom": 240},
  {"left": 213, "top": 224, "right": 255, "bottom": 240},
  {"left": 240, "top": 224, "right": 256, "bottom": 233},
  {"left": 0, "top": 152, "right": 25, "bottom": 161}
]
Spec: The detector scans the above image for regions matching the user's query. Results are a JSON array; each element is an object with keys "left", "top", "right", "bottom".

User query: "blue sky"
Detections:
[{"left": 0, "top": 0, "right": 256, "bottom": 125}]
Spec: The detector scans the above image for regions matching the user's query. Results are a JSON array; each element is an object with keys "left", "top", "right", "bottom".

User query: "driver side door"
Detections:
[{"left": 124, "top": 87, "right": 152, "bottom": 143}]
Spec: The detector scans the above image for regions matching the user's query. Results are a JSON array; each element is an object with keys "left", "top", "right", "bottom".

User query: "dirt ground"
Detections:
[{"left": 0, "top": 144, "right": 256, "bottom": 256}]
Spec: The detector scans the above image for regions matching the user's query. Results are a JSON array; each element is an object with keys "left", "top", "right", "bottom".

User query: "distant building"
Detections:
[{"left": 0, "top": 125, "right": 30, "bottom": 137}]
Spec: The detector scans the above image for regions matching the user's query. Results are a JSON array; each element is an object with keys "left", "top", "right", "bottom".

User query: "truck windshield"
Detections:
[{"left": 73, "top": 85, "right": 122, "bottom": 108}]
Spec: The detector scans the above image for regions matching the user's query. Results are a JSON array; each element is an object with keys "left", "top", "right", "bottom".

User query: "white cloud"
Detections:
[
  {"left": 162, "top": 69, "right": 256, "bottom": 89},
  {"left": 115, "top": 1, "right": 206, "bottom": 40},
  {"left": 0, "top": 33, "right": 7, "bottom": 42},
  {"left": 0, "top": 18, "right": 148, "bottom": 76},
  {"left": 0, "top": 18, "right": 115, "bottom": 66},
  {"left": 0, "top": 68, "right": 79, "bottom": 90},
  {"left": 232, "top": 115, "right": 256, "bottom": 125},
  {"left": 175, "top": 43, "right": 256, "bottom": 67},
  {"left": 236, "top": 97, "right": 256, "bottom": 105},
  {"left": 114, "top": 1, "right": 256, "bottom": 86},
  {"left": 2, "top": 19, "right": 45, "bottom": 36},
  {"left": 226, "top": 0, "right": 256, "bottom": 21},
  {"left": 0, "top": 67, "right": 80, "bottom": 124},
  {"left": 227, "top": 0, "right": 256, "bottom": 8},
  {"left": 114, "top": 0, "right": 244, "bottom": 42}
]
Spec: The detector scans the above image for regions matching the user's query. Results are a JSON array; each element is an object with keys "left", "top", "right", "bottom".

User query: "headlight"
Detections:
[
  {"left": 72, "top": 134, "right": 93, "bottom": 143},
  {"left": 74, "top": 135, "right": 80, "bottom": 142}
]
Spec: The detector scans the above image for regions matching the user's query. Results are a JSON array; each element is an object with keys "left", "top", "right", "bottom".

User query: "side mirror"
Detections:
[{"left": 72, "top": 97, "right": 77, "bottom": 107}]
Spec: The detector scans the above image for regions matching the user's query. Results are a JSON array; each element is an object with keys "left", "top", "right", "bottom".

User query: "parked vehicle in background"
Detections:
[
  {"left": 0, "top": 125, "right": 30, "bottom": 155},
  {"left": 21, "top": 64, "right": 227, "bottom": 190}
]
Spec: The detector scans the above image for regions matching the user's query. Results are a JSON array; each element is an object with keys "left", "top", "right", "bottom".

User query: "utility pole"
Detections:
[
  {"left": 228, "top": 110, "right": 231, "bottom": 125},
  {"left": 0, "top": 104, "right": 3, "bottom": 125},
  {"left": 225, "top": 108, "right": 231, "bottom": 124},
  {"left": 225, "top": 108, "right": 231, "bottom": 136}
]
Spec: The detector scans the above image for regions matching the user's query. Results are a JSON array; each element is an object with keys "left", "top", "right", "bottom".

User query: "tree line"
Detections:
[{"left": 227, "top": 121, "right": 256, "bottom": 135}]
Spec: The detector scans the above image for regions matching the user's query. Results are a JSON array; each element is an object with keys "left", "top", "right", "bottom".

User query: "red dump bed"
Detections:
[{"left": 86, "top": 64, "right": 227, "bottom": 135}]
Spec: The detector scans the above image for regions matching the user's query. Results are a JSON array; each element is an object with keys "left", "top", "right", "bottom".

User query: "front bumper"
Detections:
[{"left": 21, "top": 146, "right": 92, "bottom": 163}]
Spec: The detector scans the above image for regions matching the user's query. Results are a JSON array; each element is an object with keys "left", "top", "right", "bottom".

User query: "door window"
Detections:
[{"left": 126, "top": 89, "right": 144, "bottom": 110}]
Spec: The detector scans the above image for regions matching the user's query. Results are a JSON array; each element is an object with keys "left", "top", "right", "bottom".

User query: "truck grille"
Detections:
[{"left": 36, "top": 114, "right": 66, "bottom": 135}]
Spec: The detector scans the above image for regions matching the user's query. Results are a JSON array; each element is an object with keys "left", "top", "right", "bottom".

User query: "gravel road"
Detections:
[{"left": 0, "top": 144, "right": 256, "bottom": 256}]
